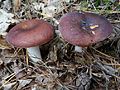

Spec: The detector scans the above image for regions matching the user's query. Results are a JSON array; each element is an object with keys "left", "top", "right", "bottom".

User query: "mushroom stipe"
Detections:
[{"left": 6, "top": 19, "right": 54, "bottom": 62}]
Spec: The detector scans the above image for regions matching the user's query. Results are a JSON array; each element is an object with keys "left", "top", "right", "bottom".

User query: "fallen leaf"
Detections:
[{"left": 0, "top": 36, "right": 11, "bottom": 49}]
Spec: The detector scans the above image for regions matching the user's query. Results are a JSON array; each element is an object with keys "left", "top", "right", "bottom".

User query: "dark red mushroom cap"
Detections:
[
  {"left": 59, "top": 12, "right": 112, "bottom": 47},
  {"left": 6, "top": 19, "right": 54, "bottom": 48}
]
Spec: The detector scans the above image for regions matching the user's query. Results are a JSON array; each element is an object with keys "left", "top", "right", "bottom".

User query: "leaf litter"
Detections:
[{"left": 0, "top": 0, "right": 120, "bottom": 90}]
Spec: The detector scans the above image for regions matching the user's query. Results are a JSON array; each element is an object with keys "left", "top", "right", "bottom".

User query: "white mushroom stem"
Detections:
[
  {"left": 27, "top": 46, "right": 42, "bottom": 62},
  {"left": 74, "top": 46, "right": 82, "bottom": 53}
]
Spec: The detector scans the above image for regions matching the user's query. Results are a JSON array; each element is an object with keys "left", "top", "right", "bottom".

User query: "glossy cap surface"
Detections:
[
  {"left": 59, "top": 12, "right": 112, "bottom": 47},
  {"left": 6, "top": 19, "right": 54, "bottom": 48}
]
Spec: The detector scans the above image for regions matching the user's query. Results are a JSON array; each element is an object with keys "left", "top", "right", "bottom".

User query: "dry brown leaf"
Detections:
[
  {"left": 43, "top": 0, "right": 48, "bottom": 4},
  {"left": 0, "top": 37, "right": 11, "bottom": 49},
  {"left": 13, "top": 0, "right": 21, "bottom": 11}
]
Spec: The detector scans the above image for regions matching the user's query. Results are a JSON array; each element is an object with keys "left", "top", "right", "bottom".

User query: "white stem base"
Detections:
[
  {"left": 27, "top": 46, "right": 42, "bottom": 62},
  {"left": 74, "top": 46, "right": 82, "bottom": 53}
]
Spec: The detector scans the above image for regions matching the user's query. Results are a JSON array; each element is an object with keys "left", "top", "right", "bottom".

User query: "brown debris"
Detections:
[{"left": 0, "top": 0, "right": 120, "bottom": 90}]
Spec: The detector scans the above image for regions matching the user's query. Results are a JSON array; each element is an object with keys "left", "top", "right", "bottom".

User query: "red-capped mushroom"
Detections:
[
  {"left": 6, "top": 19, "right": 54, "bottom": 62},
  {"left": 59, "top": 12, "right": 112, "bottom": 52}
]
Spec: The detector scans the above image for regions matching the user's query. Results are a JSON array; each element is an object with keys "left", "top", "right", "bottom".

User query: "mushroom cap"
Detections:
[
  {"left": 59, "top": 12, "right": 113, "bottom": 47},
  {"left": 6, "top": 19, "right": 54, "bottom": 48}
]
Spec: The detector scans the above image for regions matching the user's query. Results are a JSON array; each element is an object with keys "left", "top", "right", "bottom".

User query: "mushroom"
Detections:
[
  {"left": 59, "top": 12, "right": 112, "bottom": 52},
  {"left": 6, "top": 19, "right": 54, "bottom": 62}
]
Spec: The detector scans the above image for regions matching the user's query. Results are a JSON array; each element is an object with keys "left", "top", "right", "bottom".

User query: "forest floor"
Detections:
[{"left": 0, "top": 0, "right": 120, "bottom": 90}]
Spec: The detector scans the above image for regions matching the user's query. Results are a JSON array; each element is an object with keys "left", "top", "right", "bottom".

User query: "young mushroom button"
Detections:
[
  {"left": 59, "top": 12, "right": 112, "bottom": 52},
  {"left": 6, "top": 19, "right": 54, "bottom": 62}
]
